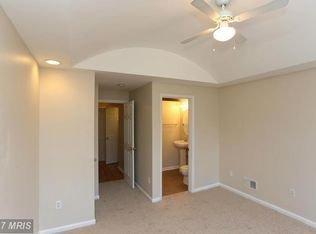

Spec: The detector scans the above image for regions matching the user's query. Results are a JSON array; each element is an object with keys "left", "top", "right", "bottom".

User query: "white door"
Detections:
[
  {"left": 105, "top": 107, "right": 119, "bottom": 164},
  {"left": 124, "top": 100, "right": 135, "bottom": 188}
]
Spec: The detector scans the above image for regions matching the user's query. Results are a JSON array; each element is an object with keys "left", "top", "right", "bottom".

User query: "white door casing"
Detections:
[{"left": 158, "top": 94, "right": 195, "bottom": 200}]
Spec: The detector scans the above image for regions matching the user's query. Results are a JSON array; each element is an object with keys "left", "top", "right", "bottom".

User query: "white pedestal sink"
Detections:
[
  {"left": 173, "top": 140, "right": 188, "bottom": 166},
  {"left": 173, "top": 140, "right": 188, "bottom": 149}
]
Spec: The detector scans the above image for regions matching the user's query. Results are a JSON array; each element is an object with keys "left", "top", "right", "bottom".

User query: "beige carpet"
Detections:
[{"left": 66, "top": 181, "right": 315, "bottom": 234}]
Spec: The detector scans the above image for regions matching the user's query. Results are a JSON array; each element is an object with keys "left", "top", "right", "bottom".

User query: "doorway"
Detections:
[
  {"left": 161, "top": 96, "right": 193, "bottom": 197},
  {"left": 98, "top": 102, "right": 124, "bottom": 182}
]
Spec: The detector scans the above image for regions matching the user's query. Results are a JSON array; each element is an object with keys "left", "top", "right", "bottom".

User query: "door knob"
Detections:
[{"left": 128, "top": 146, "right": 136, "bottom": 151}]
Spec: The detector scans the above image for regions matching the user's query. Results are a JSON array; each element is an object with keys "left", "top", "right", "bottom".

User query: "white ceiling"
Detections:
[
  {"left": 1, "top": 0, "right": 316, "bottom": 84},
  {"left": 97, "top": 71, "right": 217, "bottom": 91},
  {"left": 97, "top": 72, "right": 153, "bottom": 91}
]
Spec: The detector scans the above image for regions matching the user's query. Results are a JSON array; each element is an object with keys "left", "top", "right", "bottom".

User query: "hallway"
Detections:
[{"left": 99, "top": 162, "right": 123, "bottom": 183}]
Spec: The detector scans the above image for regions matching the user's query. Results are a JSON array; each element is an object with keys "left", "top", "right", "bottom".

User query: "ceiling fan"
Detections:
[{"left": 181, "top": 0, "right": 289, "bottom": 45}]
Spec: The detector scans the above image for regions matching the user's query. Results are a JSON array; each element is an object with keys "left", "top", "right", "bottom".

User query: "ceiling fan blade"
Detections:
[
  {"left": 234, "top": 0, "right": 289, "bottom": 23},
  {"left": 181, "top": 27, "right": 217, "bottom": 44},
  {"left": 191, "top": 0, "right": 220, "bottom": 21}
]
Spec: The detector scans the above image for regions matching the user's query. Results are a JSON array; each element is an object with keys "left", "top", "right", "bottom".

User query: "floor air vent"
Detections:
[
  {"left": 244, "top": 177, "right": 257, "bottom": 190},
  {"left": 250, "top": 180, "right": 257, "bottom": 190}
]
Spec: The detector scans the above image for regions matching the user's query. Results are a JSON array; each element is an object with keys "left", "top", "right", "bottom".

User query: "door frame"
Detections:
[
  {"left": 99, "top": 99, "right": 127, "bottom": 104},
  {"left": 97, "top": 99, "right": 128, "bottom": 190},
  {"left": 158, "top": 94, "right": 195, "bottom": 198}
]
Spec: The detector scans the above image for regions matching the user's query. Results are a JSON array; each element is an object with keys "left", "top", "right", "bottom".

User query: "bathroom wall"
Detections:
[{"left": 162, "top": 100, "right": 181, "bottom": 169}]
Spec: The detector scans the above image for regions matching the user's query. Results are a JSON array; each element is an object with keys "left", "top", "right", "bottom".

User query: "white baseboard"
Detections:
[
  {"left": 94, "top": 195, "right": 100, "bottom": 200},
  {"left": 191, "top": 182, "right": 220, "bottom": 193},
  {"left": 135, "top": 182, "right": 162, "bottom": 203},
  {"left": 220, "top": 183, "right": 316, "bottom": 229},
  {"left": 162, "top": 165, "right": 179, "bottom": 171},
  {"left": 106, "top": 160, "right": 118, "bottom": 165},
  {"left": 118, "top": 166, "right": 124, "bottom": 174},
  {"left": 151, "top": 197, "right": 162, "bottom": 203},
  {"left": 135, "top": 182, "right": 151, "bottom": 201},
  {"left": 39, "top": 219, "right": 96, "bottom": 234}
]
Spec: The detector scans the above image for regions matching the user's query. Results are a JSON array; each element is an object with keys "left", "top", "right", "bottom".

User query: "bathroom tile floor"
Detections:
[{"left": 162, "top": 169, "right": 188, "bottom": 196}]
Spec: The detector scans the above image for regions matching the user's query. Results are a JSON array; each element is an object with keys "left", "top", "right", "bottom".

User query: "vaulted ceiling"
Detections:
[{"left": 1, "top": 0, "right": 316, "bottom": 84}]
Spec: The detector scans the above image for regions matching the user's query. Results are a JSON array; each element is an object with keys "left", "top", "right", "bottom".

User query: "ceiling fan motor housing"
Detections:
[
  {"left": 215, "top": 0, "right": 231, "bottom": 7},
  {"left": 219, "top": 8, "right": 233, "bottom": 21}
]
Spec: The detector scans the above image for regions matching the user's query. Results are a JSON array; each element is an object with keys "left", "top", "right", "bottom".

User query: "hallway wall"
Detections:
[
  {"left": 98, "top": 107, "right": 107, "bottom": 162},
  {"left": 99, "top": 89, "right": 129, "bottom": 102},
  {"left": 130, "top": 83, "right": 153, "bottom": 196}
]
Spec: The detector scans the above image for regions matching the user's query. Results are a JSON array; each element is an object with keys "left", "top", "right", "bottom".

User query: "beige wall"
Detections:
[
  {"left": 99, "top": 89, "right": 129, "bottom": 102},
  {"left": 179, "top": 99, "right": 189, "bottom": 141},
  {"left": 219, "top": 68, "right": 316, "bottom": 222},
  {"left": 130, "top": 83, "right": 153, "bottom": 196},
  {"left": 39, "top": 68, "right": 95, "bottom": 230},
  {"left": 162, "top": 101, "right": 181, "bottom": 169},
  {"left": 0, "top": 6, "right": 39, "bottom": 229},
  {"left": 2, "top": 3, "right": 314, "bottom": 228},
  {"left": 152, "top": 82, "right": 219, "bottom": 199}
]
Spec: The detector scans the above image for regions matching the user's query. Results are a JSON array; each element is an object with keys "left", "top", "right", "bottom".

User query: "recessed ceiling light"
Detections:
[{"left": 45, "top": 59, "right": 61, "bottom": 65}]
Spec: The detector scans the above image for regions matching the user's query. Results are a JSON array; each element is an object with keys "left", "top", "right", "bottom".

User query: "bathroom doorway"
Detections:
[
  {"left": 98, "top": 102, "right": 125, "bottom": 182},
  {"left": 161, "top": 97, "right": 191, "bottom": 196}
]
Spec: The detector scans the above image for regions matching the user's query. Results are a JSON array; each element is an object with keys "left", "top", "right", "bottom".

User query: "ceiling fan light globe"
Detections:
[{"left": 213, "top": 26, "right": 236, "bottom": 42}]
